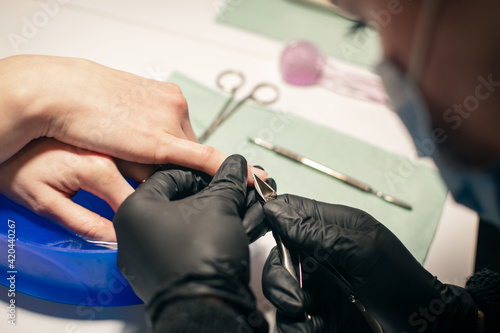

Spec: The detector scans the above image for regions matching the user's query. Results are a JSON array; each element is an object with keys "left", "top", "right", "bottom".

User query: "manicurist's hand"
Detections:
[
  {"left": 113, "top": 155, "right": 267, "bottom": 331},
  {"left": 261, "top": 194, "right": 480, "bottom": 333}
]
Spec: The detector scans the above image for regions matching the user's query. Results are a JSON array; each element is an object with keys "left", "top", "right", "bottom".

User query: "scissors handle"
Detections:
[
  {"left": 246, "top": 83, "right": 280, "bottom": 105},
  {"left": 199, "top": 70, "right": 280, "bottom": 143},
  {"left": 203, "top": 84, "right": 279, "bottom": 137},
  {"left": 216, "top": 69, "right": 245, "bottom": 94},
  {"left": 198, "top": 71, "right": 243, "bottom": 142}
]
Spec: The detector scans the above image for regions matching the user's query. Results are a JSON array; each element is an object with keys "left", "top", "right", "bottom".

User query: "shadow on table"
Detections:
[{"left": 0, "top": 284, "right": 149, "bottom": 332}]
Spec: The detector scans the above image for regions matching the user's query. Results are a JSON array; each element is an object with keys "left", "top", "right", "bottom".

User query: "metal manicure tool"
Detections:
[
  {"left": 198, "top": 70, "right": 280, "bottom": 143},
  {"left": 252, "top": 174, "right": 302, "bottom": 286},
  {"left": 249, "top": 137, "right": 412, "bottom": 210},
  {"left": 253, "top": 174, "right": 384, "bottom": 332}
]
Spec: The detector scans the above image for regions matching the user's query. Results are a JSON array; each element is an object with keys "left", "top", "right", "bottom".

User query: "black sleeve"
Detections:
[
  {"left": 466, "top": 269, "right": 500, "bottom": 333},
  {"left": 153, "top": 297, "right": 268, "bottom": 333}
]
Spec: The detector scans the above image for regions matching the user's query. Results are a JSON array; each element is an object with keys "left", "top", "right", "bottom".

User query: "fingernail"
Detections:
[{"left": 251, "top": 166, "right": 268, "bottom": 180}]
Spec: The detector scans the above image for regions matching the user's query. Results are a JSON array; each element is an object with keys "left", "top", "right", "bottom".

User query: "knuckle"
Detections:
[
  {"left": 32, "top": 196, "right": 57, "bottom": 216},
  {"left": 198, "top": 144, "right": 217, "bottom": 164},
  {"left": 150, "top": 136, "right": 166, "bottom": 163},
  {"left": 81, "top": 154, "right": 122, "bottom": 186},
  {"left": 164, "top": 82, "right": 182, "bottom": 93},
  {"left": 88, "top": 154, "right": 117, "bottom": 172},
  {"left": 162, "top": 83, "right": 188, "bottom": 115},
  {"left": 172, "top": 94, "right": 188, "bottom": 115}
]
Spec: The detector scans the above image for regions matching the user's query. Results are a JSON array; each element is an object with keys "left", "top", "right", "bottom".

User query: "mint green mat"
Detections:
[
  {"left": 217, "top": 0, "right": 382, "bottom": 68},
  {"left": 170, "top": 72, "right": 447, "bottom": 263}
]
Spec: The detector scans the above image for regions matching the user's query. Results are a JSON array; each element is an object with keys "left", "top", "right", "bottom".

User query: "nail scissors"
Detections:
[
  {"left": 253, "top": 173, "right": 384, "bottom": 332},
  {"left": 252, "top": 174, "right": 302, "bottom": 285},
  {"left": 198, "top": 70, "right": 280, "bottom": 143}
]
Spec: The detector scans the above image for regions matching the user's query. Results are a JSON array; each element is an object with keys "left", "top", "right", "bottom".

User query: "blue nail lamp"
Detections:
[{"left": 0, "top": 186, "right": 142, "bottom": 306}]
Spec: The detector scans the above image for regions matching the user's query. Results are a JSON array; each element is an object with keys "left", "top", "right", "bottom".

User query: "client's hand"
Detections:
[
  {"left": 0, "top": 55, "right": 267, "bottom": 183},
  {"left": 0, "top": 138, "right": 137, "bottom": 241}
]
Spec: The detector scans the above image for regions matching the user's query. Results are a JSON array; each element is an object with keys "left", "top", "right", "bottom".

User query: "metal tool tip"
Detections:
[
  {"left": 251, "top": 172, "right": 258, "bottom": 183},
  {"left": 249, "top": 137, "right": 274, "bottom": 150}
]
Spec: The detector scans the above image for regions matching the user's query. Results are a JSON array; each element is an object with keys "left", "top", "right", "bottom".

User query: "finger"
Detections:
[
  {"left": 264, "top": 198, "right": 386, "bottom": 282},
  {"left": 153, "top": 137, "right": 268, "bottom": 184},
  {"left": 266, "top": 177, "right": 277, "bottom": 192},
  {"left": 248, "top": 166, "right": 268, "bottom": 186},
  {"left": 78, "top": 164, "right": 135, "bottom": 212},
  {"left": 278, "top": 194, "right": 376, "bottom": 230},
  {"left": 262, "top": 247, "right": 311, "bottom": 318},
  {"left": 39, "top": 192, "right": 117, "bottom": 242},
  {"left": 242, "top": 201, "right": 269, "bottom": 243},
  {"left": 250, "top": 166, "right": 276, "bottom": 192},
  {"left": 133, "top": 169, "right": 210, "bottom": 202},
  {"left": 263, "top": 199, "right": 341, "bottom": 251},
  {"left": 203, "top": 154, "right": 248, "bottom": 207},
  {"left": 243, "top": 187, "right": 267, "bottom": 242}
]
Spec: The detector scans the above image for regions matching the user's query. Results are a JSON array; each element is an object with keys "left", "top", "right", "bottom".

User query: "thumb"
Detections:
[
  {"left": 154, "top": 138, "right": 268, "bottom": 185},
  {"left": 202, "top": 154, "right": 248, "bottom": 207}
]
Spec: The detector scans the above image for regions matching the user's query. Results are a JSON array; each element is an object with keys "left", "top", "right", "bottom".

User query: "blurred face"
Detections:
[{"left": 332, "top": 0, "right": 500, "bottom": 166}]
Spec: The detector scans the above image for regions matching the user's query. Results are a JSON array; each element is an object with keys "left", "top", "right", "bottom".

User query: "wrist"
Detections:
[
  {"left": 0, "top": 55, "right": 53, "bottom": 162},
  {"left": 146, "top": 277, "right": 258, "bottom": 328},
  {"left": 154, "top": 297, "right": 268, "bottom": 333}
]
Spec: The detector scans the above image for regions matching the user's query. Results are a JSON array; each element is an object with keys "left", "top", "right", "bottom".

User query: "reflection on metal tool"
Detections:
[
  {"left": 198, "top": 70, "right": 280, "bottom": 143},
  {"left": 249, "top": 137, "right": 412, "bottom": 210}
]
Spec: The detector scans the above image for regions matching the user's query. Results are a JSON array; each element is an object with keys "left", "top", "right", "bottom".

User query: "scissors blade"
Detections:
[
  {"left": 252, "top": 173, "right": 277, "bottom": 202},
  {"left": 252, "top": 174, "right": 299, "bottom": 281}
]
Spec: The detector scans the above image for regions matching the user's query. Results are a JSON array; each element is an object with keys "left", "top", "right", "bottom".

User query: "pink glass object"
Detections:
[
  {"left": 280, "top": 40, "right": 325, "bottom": 86},
  {"left": 280, "top": 40, "right": 389, "bottom": 107}
]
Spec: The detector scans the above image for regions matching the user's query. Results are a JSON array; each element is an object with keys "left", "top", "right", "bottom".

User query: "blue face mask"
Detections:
[{"left": 377, "top": 59, "right": 500, "bottom": 228}]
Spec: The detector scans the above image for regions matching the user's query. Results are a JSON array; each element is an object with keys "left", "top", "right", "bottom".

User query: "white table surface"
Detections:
[{"left": 0, "top": 1, "right": 478, "bottom": 332}]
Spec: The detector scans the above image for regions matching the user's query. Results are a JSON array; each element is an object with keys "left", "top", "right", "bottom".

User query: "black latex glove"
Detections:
[
  {"left": 113, "top": 155, "right": 267, "bottom": 331},
  {"left": 262, "top": 194, "right": 480, "bottom": 333},
  {"left": 242, "top": 165, "right": 277, "bottom": 243}
]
